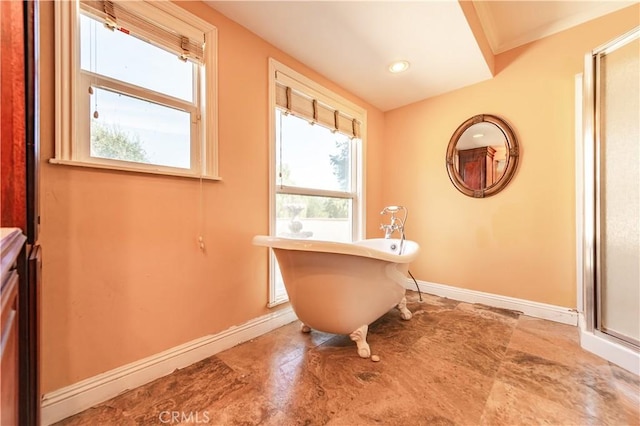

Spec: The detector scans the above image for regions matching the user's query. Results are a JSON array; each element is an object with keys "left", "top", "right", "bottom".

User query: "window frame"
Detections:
[
  {"left": 53, "top": 0, "right": 220, "bottom": 179},
  {"left": 267, "top": 58, "right": 367, "bottom": 307}
]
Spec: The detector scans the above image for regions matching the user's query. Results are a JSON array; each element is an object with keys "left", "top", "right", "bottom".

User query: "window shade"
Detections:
[
  {"left": 275, "top": 77, "right": 361, "bottom": 139},
  {"left": 80, "top": 0, "right": 204, "bottom": 63}
]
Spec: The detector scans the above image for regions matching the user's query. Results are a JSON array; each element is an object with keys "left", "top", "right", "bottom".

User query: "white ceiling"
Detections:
[
  {"left": 206, "top": 0, "right": 636, "bottom": 112},
  {"left": 474, "top": 0, "right": 636, "bottom": 54}
]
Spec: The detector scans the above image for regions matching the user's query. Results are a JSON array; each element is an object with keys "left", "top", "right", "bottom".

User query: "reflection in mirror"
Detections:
[
  {"left": 454, "top": 122, "right": 507, "bottom": 190},
  {"left": 446, "top": 114, "right": 519, "bottom": 198}
]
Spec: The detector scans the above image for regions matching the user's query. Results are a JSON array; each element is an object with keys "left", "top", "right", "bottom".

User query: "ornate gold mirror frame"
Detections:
[{"left": 445, "top": 114, "right": 519, "bottom": 198}]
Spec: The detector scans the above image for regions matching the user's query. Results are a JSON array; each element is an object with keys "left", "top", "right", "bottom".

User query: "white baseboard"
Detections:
[
  {"left": 405, "top": 279, "right": 578, "bottom": 326},
  {"left": 41, "top": 306, "right": 298, "bottom": 426},
  {"left": 577, "top": 314, "right": 640, "bottom": 375}
]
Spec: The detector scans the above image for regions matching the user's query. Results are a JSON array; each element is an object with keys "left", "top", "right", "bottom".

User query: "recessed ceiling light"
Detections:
[
  {"left": 472, "top": 133, "right": 484, "bottom": 138},
  {"left": 388, "top": 60, "right": 410, "bottom": 73}
]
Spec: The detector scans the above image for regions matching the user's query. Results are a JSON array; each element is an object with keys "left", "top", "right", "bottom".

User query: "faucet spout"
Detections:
[
  {"left": 379, "top": 205, "right": 408, "bottom": 252},
  {"left": 380, "top": 224, "right": 394, "bottom": 239}
]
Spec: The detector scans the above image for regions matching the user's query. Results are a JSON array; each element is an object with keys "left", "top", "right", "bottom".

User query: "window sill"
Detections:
[
  {"left": 48, "top": 158, "right": 222, "bottom": 181},
  {"left": 267, "top": 296, "right": 290, "bottom": 308}
]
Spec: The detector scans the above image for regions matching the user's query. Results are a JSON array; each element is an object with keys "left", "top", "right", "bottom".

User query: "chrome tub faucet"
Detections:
[{"left": 380, "top": 205, "right": 408, "bottom": 253}]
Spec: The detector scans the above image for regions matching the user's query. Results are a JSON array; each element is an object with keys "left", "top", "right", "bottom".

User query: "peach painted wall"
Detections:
[
  {"left": 383, "top": 5, "right": 639, "bottom": 308},
  {"left": 38, "top": 1, "right": 384, "bottom": 393}
]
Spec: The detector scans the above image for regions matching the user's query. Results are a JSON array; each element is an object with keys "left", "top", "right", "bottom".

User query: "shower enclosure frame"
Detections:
[{"left": 581, "top": 27, "right": 640, "bottom": 352}]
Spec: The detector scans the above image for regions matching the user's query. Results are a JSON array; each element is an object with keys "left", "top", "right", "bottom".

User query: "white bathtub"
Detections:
[{"left": 253, "top": 236, "right": 420, "bottom": 358}]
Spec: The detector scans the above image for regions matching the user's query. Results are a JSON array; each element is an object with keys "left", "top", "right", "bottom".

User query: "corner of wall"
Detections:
[{"left": 458, "top": 0, "right": 496, "bottom": 76}]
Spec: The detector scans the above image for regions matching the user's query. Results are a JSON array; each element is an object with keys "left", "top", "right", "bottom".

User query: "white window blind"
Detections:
[
  {"left": 275, "top": 71, "right": 361, "bottom": 139},
  {"left": 80, "top": 0, "right": 204, "bottom": 63}
]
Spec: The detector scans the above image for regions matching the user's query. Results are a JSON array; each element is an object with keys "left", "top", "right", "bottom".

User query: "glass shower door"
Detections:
[{"left": 595, "top": 29, "right": 640, "bottom": 346}]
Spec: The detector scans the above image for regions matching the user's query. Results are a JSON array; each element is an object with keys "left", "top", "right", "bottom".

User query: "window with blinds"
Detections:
[
  {"left": 274, "top": 77, "right": 361, "bottom": 139},
  {"left": 53, "top": 0, "right": 219, "bottom": 178},
  {"left": 80, "top": 0, "right": 204, "bottom": 63},
  {"left": 267, "top": 59, "right": 366, "bottom": 307}
]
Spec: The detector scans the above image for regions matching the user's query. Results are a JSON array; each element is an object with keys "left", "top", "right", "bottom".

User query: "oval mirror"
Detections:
[{"left": 445, "top": 114, "right": 519, "bottom": 198}]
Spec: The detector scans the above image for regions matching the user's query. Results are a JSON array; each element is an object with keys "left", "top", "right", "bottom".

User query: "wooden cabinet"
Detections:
[
  {"left": 1, "top": 272, "right": 18, "bottom": 426},
  {"left": 458, "top": 146, "right": 496, "bottom": 190},
  {"left": 1, "top": 228, "right": 27, "bottom": 426},
  {"left": 1, "top": 1, "right": 41, "bottom": 424},
  {"left": 21, "top": 244, "right": 41, "bottom": 426}
]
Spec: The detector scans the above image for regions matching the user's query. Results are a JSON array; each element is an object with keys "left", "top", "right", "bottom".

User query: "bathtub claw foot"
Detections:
[
  {"left": 397, "top": 296, "right": 412, "bottom": 320},
  {"left": 349, "top": 325, "right": 371, "bottom": 358},
  {"left": 300, "top": 323, "right": 312, "bottom": 333}
]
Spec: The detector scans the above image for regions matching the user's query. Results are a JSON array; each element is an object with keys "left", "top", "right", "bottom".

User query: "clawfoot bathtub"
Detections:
[{"left": 253, "top": 236, "right": 419, "bottom": 358}]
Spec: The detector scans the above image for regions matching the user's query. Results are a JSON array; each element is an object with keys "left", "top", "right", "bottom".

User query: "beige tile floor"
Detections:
[{"left": 58, "top": 292, "right": 639, "bottom": 425}]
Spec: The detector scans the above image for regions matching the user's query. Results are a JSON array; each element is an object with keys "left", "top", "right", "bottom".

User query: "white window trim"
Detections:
[
  {"left": 52, "top": 0, "right": 220, "bottom": 180},
  {"left": 267, "top": 58, "right": 367, "bottom": 307}
]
